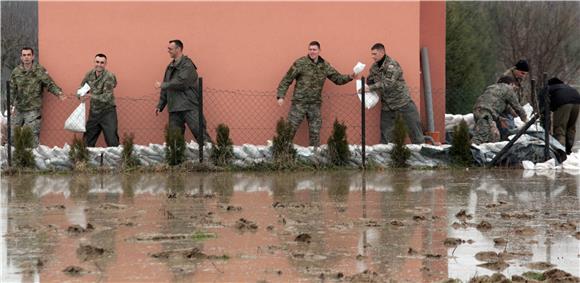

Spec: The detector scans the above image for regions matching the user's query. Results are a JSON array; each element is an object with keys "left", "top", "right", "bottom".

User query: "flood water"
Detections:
[{"left": 1, "top": 170, "right": 579, "bottom": 283}]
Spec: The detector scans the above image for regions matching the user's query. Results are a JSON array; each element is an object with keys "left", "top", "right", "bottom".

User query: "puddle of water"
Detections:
[{"left": 0, "top": 170, "right": 578, "bottom": 282}]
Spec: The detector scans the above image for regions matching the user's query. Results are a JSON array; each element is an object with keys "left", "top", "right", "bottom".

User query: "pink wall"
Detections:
[{"left": 37, "top": 1, "right": 444, "bottom": 147}]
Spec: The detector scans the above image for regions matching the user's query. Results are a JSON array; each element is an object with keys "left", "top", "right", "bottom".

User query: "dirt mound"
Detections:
[
  {"left": 477, "top": 261, "right": 509, "bottom": 271},
  {"left": 514, "top": 227, "right": 537, "bottom": 236},
  {"left": 390, "top": 220, "right": 405, "bottom": 226},
  {"left": 455, "top": 209, "right": 473, "bottom": 221},
  {"left": 235, "top": 218, "right": 258, "bottom": 232},
  {"left": 444, "top": 237, "right": 464, "bottom": 247},
  {"left": 67, "top": 223, "right": 94, "bottom": 235},
  {"left": 476, "top": 221, "right": 492, "bottom": 231},
  {"left": 500, "top": 212, "right": 534, "bottom": 220},
  {"left": 150, "top": 247, "right": 206, "bottom": 260},
  {"left": 295, "top": 233, "right": 312, "bottom": 243},
  {"left": 469, "top": 273, "right": 508, "bottom": 283},
  {"left": 98, "top": 203, "right": 127, "bottom": 210},
  {"left": 347, "top": 270, "right": 384, "bottom": 283},
  {"left": 493, "top": 237, "right": 507, "bottom": 246},
  {"left": 62, "top": 265, "right": 87, "bottom": 276},
  {"left": 543, "top": 269, "right": 580, "bottom": 283},
  {"left": 77, "top": 244, "right": 108, "bottom": 261}
]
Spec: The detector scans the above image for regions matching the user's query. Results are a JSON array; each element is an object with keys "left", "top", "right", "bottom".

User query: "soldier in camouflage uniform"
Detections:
[
  {"left": 472, "top": 76, "right": 528, "bottom": 145},
  {"left": 155, "top": 40, "right": 212, "bottom": 143},
  {"left": 79, "top": 53, "right": 119, "bottom": 147},
  {"left": 498, "top": 59, "right": 530, "bottom": 140},
  {"left": 277, "top": 41, "right": 355, "bottom": 146},
  {"left": 9, "top": 47, "right": 65, "bottom": 147},
  {"left": 362, "top": 43, "right": 424, "bottom": 144}
]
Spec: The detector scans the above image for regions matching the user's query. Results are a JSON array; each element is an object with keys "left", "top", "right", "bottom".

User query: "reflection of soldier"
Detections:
[
  {"left": 277, "top": 41, "right": 355, "bottom": 146},
  {"left": 9, "top": 47, "right": 65, "bottom": 146},
  {"left": 472, "top": 76, "right": 528, "bottom": 144},
  {"left": 79, "top": 53, "right": 119, "bottom": 147},
  {"left": 362, "top": 43, "right": 423, "bottom": 144}
]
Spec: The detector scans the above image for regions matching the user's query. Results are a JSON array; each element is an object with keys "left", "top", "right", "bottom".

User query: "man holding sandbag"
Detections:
[{"left": 78, "top": 53, "right": 119, "bottom": 147}]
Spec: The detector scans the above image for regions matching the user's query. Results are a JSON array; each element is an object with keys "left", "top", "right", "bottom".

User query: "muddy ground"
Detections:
[{"left": 1, "top": 170, "right": 579, "bottom": 282}]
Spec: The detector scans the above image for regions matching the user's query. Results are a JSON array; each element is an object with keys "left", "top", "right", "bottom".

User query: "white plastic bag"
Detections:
[
  {"left": 77, "top": 83, "right": 90, "bottom": 97},
  {"left": 64, "top": 102, "right": 86, "bottom": 132},
  {"left": 353, "top": 62, "right": 366, "bottom": 75},
  {"left": 356, "top": 80, "right": 379, "bottom": 109}
]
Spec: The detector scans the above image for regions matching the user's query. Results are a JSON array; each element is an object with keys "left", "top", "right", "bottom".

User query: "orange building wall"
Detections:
[{"left": 37, "top": 1, "right": 444, "bottom": 147}]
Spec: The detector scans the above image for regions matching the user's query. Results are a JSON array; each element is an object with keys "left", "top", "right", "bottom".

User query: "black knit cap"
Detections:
[{"left": 514, "top": 60, "right": 529, "bottom": 72}]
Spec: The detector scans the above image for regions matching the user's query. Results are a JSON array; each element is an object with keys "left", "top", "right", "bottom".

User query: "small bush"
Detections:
[
  {"left": 13, "top": 126, "right": 35, "bottom": 168},
  {"left": 69, "top": 135, "right": 89, "bottom": 166},
  {"left": 327, "top": 119, "right": 350, "bottom": 166},
  {"left": 165, "top": 126, "right": 186, "bottom": 166},
  {"left": 121, "top": 133, "right": 140, "bottom": 168},
  {"left": 272, "top": 118, "right": 296, "bottom": 168},
  {"left": 390, "top": 114, "right": 410, "bottom": 168},
  {"left": 211, "top": 124, "right": 234, "bottom": 166},
  {"left": 450, "top": 120, "right": 473, "bottom": 166}
]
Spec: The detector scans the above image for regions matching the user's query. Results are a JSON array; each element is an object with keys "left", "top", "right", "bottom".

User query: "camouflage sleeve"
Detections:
[
  {"left": 325, "top": 64, "right": 352, "bottom": 85},
  {"left": 100, "top": 73, "right": 117, "bottom": 102},
  {"left": 39, "top": 66, "right": 63, "bottom": 96},
  {"left": 161, "top": 61, "right": 196, "bottom": 91},
  {"left": 276, "top": 61, "right": 300, "bottom": 99},
  {"left": 506, "top": 88, "right": 527, "bottom": 121},
  {"left": 369, "top": 62, "right": 403, "bottom": 93}
]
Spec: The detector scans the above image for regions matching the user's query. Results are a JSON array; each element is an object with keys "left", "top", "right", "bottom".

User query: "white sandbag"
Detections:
[
  {"left": 64, "top": 102, "right": 86, "bottom": 132},
  {"left": 77, "top": 83, "right": 91, "bottom": 97},
  {"left": 353, "top": 62, "right": 366, "bottom": 75},
  {"left": 356, "top": 80, "right": 379, "bottom": 109}
]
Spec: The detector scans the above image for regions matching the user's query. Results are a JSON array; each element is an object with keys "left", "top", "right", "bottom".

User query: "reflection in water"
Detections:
[{"left": 0, "top": 170, "right": 578, "bottom": 282}]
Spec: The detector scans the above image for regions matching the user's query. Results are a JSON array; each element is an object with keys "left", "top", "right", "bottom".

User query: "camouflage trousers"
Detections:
[
  {"left": 287, "top": 103, "right": 322, "bottom": 146},
  {"left": 380, "top": 101, "right": 424, "bottom": 144},
  {"left": 472, "top": 108, "right": 500, "bottom": 145},
  {"left": 552, "top": 103, "right": 579, "bottom": 154},
  {"left": 11, "top": 110, "right": 42, "bottom": 147}
]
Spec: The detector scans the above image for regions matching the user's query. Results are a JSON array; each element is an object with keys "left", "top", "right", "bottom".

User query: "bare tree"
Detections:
[{"left": 491, "top": 2, "right": 580, "bottom": 88}]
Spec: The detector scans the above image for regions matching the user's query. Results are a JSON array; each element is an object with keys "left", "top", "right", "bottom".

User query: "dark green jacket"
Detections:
[
  {"left": 81, "top": 69, "right": 117, "bottom": 113},
  {"left": 277, "top": 56, "right": 352, "bottom": 105},
  {"left": 9, "top": 63, "right": 62, "bottom": 112},
  {"left": 157, "top": 55, "right": 199, "bottom": 113}
]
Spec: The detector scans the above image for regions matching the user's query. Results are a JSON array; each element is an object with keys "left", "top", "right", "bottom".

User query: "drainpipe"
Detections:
[{"left": 420, "top": 47, "right": 438, "bottom": 143}]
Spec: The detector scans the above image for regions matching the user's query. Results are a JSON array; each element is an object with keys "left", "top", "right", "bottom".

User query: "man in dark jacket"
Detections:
[
  {"left": 155, "top": 39, "right": 212, "bottom": 143},
  {"left": 540, "top": 78, "right": 580, "bottom": 154}
]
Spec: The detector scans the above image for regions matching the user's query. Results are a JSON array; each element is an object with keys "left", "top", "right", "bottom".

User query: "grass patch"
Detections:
[{"left": 191, "top": 231, "right": 217, "bottom": 241}]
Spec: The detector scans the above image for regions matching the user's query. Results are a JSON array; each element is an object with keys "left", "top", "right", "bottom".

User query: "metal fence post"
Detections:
[
  {"left": 542, "top": 73, "right": 550, "bottom": 161},
  {"left": 198, "top": 77, "right": 204, "bottom": 163},
  {"left": 361, "top": 77, "right": 366, "bottom": 170},
  {"left": 6, "top": 81, "right": 12, "bottom": 167}
]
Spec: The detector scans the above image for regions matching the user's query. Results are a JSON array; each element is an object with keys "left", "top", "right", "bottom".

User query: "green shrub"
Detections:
[
  {"left": 327, "top": 119, "right": 350, "bottom": 166},
  {"left": 211, "top": 124, "right": 234, "bottom": 166},
  {"left": 13, "top": 126, "right": 35, "bottom": 168},
  {"left": 69, "top": 135, "right": 89, "bottom": 166},
  {"left": 121, "top": 133, "right": 140, "bottom": 168},
  {"left": 165, "top": 126, "right": 186, "bottom": 166},
  {"left": 272, "top": 118, "right": 296, "bottom": 168},
  {"left": 390, "top": 114, "right": 410, "bottom": 168},
  {"left": 450, "top": 120, "right": 473, "bottom": 166}
]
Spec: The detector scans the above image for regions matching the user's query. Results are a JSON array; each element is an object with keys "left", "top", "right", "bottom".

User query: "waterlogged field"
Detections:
[{"left": 1, "top": 170, "right": 579, "bottom": 283}]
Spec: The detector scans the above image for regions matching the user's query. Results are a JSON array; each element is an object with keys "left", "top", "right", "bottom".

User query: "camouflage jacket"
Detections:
[
  {"left": 367, "top": 54, "right": 411, "bottom": 111},
  {"left": 81, "top": 69, "right": 117, "bottom": 113},
  {"left": 9, "top": 63, "right": 62, "bottom": 112},
  {"left": 473, "top": 83, "right": 527, "bottom": 121},
  {"left": 277, "top": 56, "right": 352, "bottom": 105},
  {"left": 503, "top": 67, "right": 530, "bottom": 103},
  {"left": 157, "top": 55, "right": 199, "bottom": 113}
]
